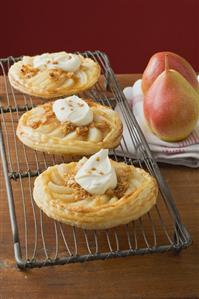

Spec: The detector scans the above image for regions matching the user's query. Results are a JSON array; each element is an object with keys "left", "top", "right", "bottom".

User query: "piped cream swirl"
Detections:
[
  {"left": 52, "top": 96, "right": 93, "bottom": 126},
  {"left": 32, "top": 52, "right": 81, "bottom": 72},
  {"left": 75, "top": 149, "right": 117, "bottom": 195}
]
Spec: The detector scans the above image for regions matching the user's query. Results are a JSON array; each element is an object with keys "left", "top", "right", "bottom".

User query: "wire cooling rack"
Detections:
[{"left": 0, "top": 51, "right": 191, "bottom": 269}]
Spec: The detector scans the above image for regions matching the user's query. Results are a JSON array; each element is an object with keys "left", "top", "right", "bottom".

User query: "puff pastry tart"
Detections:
[
  {"left": 33, "top": 149, "right": 158, "bottom": 229},
  {"left": 8, "top": 51, "right": 101, "bottom": 98},
  {"left": 16, "top": 96, "right": 123, "bottom": 155}
]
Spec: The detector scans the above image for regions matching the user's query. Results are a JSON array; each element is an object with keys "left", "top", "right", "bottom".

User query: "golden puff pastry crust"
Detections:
[
  {"left": 33, "top": 160, "right": 158, "bottom": 229},
  {"left": 8, "top": 52, "right": 101, "bottom": 98},
  {"left": 16, "top": 100, "right": 123, "bottom": 155}
]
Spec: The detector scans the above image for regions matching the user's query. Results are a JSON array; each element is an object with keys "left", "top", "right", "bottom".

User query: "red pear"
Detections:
[
  {"left": 142, "top": 51, "right": 199, "bottom": 94},
  {"left": 144, "top": 57, "right": 199, "bottom": 142}
]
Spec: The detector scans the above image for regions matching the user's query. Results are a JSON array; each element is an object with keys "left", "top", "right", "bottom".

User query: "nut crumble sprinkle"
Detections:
[
  {"left": 62, "top": 122, "right": 76, "bottom": 135},
  {"left": 64, "top": 174, "right": 91, "bottom": 200},
  {"left": 49, "top": 69, "right": 74, "bottom": 80},
  {"left": 76, "top": 126, "right": 89, "bottom": 136},
  {"left": 20, "top": 64, "right": 39, "bottom": 78},
  {"left": 63, "top": 164, "right": 131, "bottom": 201}
]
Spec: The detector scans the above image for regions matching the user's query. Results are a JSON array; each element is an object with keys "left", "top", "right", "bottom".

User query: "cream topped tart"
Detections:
[
  {"left": 33, "top": 149, "right": 158, "bottom": 229},
  {"left": 16, "top": 96, "right": 123, "bottom": 155},
  {"left": 8, "top": 51, "right": 101, "bottom": 98}
]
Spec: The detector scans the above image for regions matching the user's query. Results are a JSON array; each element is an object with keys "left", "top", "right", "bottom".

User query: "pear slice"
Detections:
[{"left": 88, "top": 127, "right": 102, "bottom": 142}]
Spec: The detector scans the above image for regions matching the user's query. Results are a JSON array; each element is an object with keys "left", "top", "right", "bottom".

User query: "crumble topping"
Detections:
[
  {"left": 49, "top": 69, "right": 73, "bottom": 80},
  {"left": 62, "top": 122, "right": 76, "bottom": 135},
  {"left": 30, "top": 121, "right": 43, "bottom": 129},
  {"left": 20, "top": 64, "right": 39, "bottom": 78},
  {"left": 76, "top": 126, "right": 89, "bottom": 136},
  {"left": 63, "top": 164, "right": 131, "bottom": 201},
  {"left": 64, "top": 173, "right": 91, "bottom": 200},
  {"left": 28, "top": 99, "right": 109, "bottom": 140},
  {"left": 105, "top": 166, "right": 131, "bottom": 198},
  {"left": 29, "top": 103, "right": 55, "bottom": 129}
]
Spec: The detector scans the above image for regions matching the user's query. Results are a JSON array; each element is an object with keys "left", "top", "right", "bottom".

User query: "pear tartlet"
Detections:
[
  {"left": 8, "top": 51, "right": 101, "bottom": 98},
  {"left": 33, "top": 151, "right": 158, "bottom": 229},
  {"left": 16, "top": 98, "right": 123, "bottom": 156}
]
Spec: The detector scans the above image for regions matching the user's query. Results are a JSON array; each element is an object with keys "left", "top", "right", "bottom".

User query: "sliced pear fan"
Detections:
[
  {"left": 17, "top": 100, "right": 123, "bottom": 155},
  {"left": 33, "top": 161, "right": 158, "bottom": 229},
  {"left": 8, "top": 53, "right": 101, "bottom": 98}
]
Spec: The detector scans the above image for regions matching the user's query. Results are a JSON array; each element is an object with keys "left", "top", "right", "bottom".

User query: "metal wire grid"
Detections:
[{"left": 0, "top": 51, "right": 191, "bottom": 269}]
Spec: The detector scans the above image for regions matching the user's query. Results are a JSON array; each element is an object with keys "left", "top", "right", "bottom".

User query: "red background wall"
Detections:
[{"left": 1, "top": 0, "right": 198, "bottom": 73}]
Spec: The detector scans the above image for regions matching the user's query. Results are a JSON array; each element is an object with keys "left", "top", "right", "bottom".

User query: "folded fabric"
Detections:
[{"left": 116, "top": 76, "right": 199, "bottom": 168}]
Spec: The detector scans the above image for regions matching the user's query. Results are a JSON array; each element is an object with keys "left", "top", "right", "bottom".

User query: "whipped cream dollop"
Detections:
[
  {"left": 33, "top": 52, "right": 81, "bottom": 72},
  {"left": 52, "top": 95, "right": 93, "bottom": 126},
  {"left": 75, "top": 149, "right": 117, "bottom": 195}
]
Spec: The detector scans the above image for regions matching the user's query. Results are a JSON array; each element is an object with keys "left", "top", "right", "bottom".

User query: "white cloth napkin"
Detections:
[{"left": 117, "top": 76, "right": 199, "bottom": 168}]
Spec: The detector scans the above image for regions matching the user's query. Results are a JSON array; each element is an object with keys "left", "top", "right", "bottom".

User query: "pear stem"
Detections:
[{"left": 165, "top": 54, "right": 169, "bottom": 71}]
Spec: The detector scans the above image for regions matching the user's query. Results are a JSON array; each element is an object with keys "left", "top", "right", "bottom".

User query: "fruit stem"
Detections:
[{"left": 165, "top": 54, "right": 169, "bottom": 71}]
